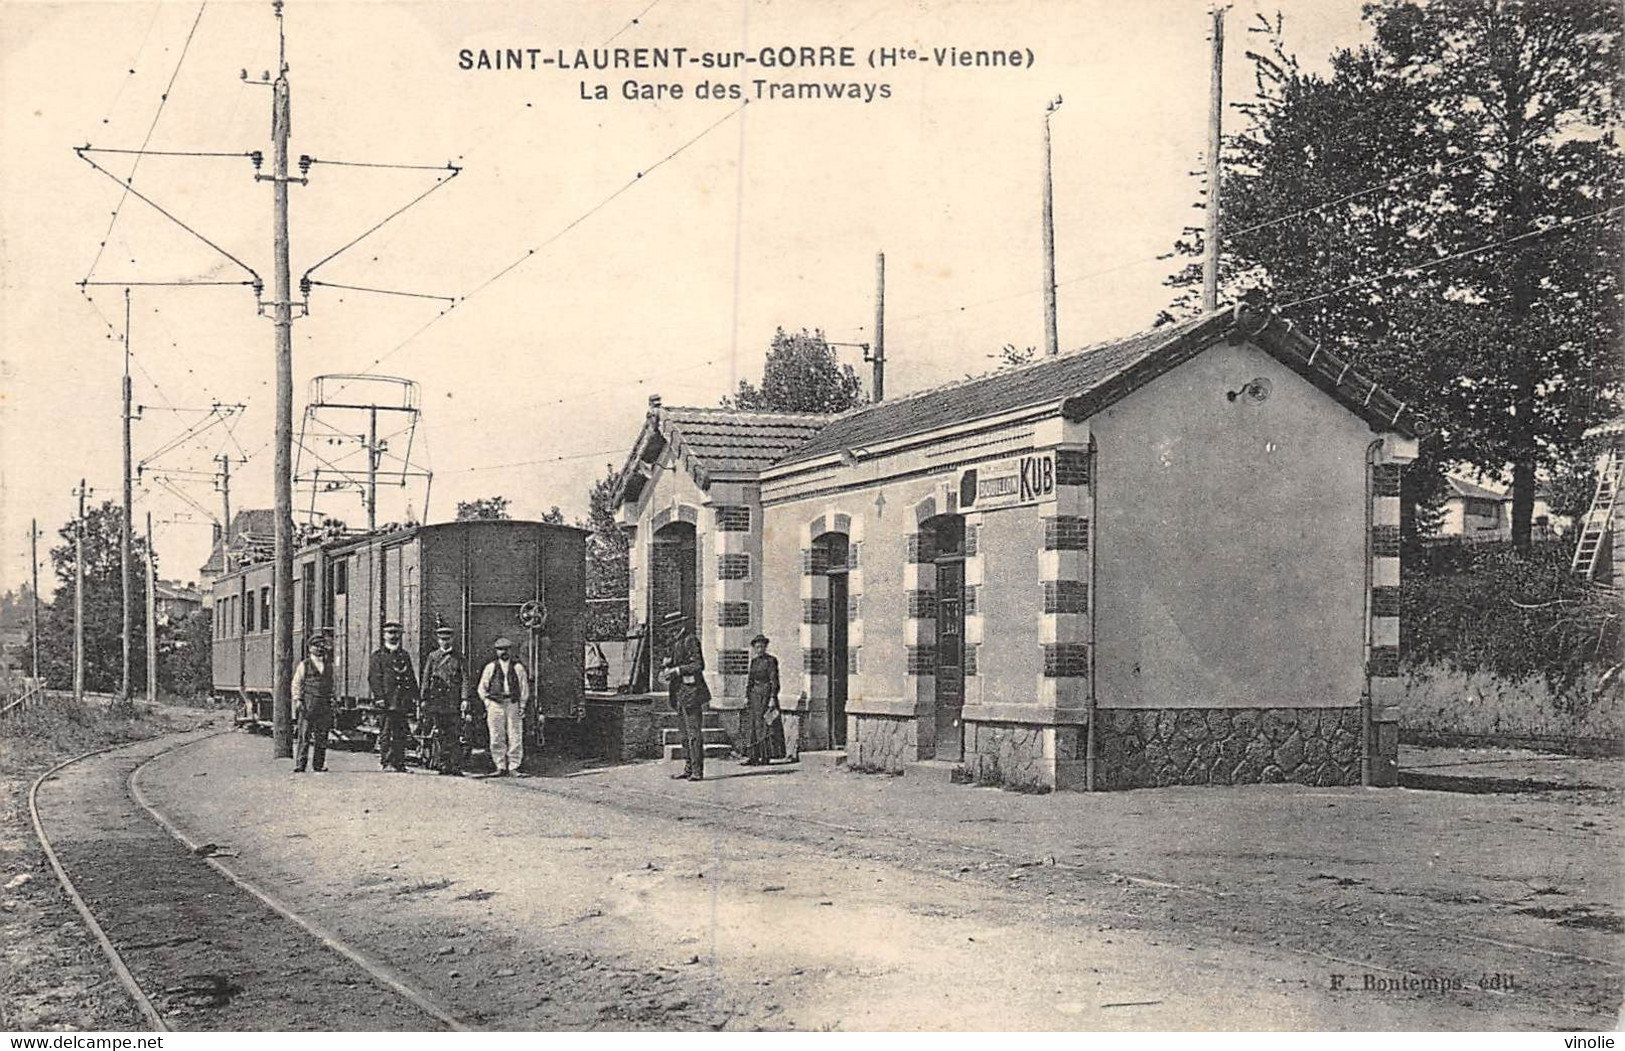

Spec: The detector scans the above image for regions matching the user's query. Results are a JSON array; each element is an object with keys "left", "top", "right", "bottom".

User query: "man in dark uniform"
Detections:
[
  {"left": 369, "top": 620, "right": 419, "bottom": 773},
  {"left": 291, "top": 632, "right": 334, "bottom": 773},
  {"left": 421, "top": 622, "right": 467, "bottom": 776},
  {"left": 660, "top": 611, "right": 710, "bottom": 782}
]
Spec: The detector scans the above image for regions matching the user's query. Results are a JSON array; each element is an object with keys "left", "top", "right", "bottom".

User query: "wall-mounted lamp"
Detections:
[{"left": 1227, "top": 377, "right": 1272, "bottom": 403}]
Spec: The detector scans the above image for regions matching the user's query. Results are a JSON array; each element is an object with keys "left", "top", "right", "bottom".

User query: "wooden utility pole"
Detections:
[
  {"left": 216, "top": 453, "right": 234, "bottom": 572},
  {"left": 30, "top": 518, "right": 40, "bottom": 682},
  {"left": 146, "top": 512, "right": 158, "bottom": 703},
  {"left": 121, "top": 287, "right": 134, "bottom": 705},
  {"left": 73, "top": 480, "right": 88, "bottom": 703},
  {"left": 1201, "top": 7, "right": 1226, "bottom": 313},
  {"left": 871, "top": 252, "right": 886, "bottom": 402},
  {"left": 366, "top": 407, "right": 379, "bottom": 532},
  {"left": 1042, "top": 96, "right": 1062, "bottom": 356},
  {"left": 268, "top": 2, "right": 296, "bottom": 758}
]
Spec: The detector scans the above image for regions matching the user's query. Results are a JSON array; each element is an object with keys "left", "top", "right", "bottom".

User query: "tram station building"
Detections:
[{"left": 611, "top": 302, "right": 1423, "bottom": 791}]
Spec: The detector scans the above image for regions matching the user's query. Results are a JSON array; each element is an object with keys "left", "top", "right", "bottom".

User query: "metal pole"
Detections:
[
  {"left": 367, "top": 406, "right": 378, "bottom": 532},
  {"left": 146, "top": 512, "right": 158, "bottom": 703},
  {"left": 217, "top": 453, "right": 233, "bottom": 573},
  {"left": 872, "top": 251, "right": 886, "bottom": 402},
  {"left": 121, "top": 288, "right": 133, "bottom": 705},
  {"left": 30, "top": 518, "right": 40, "bottom": 682},
  {"left": 74, "top": 480, "right": 86, "bottom": 703},
  {"left": 1201, "top": 7, "right": 1225, "bottom": 313},
  {"left": 270, "top": 4, "right": 295, "bottom": 758},
  {"left": 1042, "top": 97, "right": 1062, "bottom": 356}
]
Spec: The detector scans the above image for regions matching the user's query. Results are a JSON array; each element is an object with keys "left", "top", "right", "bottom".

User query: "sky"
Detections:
[{"left": 0, "top": 0, "right": 1378, "bottom": 599}]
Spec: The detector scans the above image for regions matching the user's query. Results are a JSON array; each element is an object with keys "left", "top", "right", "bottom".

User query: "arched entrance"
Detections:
[
  {"left": 925, "top": 514, "right": 966, "bottom": 761},
  {"left": 814, "top": 531, "right": 850, "bottom": 747},
  {"left": 650, "top": 520, "right": 697, "bottom": 672}
]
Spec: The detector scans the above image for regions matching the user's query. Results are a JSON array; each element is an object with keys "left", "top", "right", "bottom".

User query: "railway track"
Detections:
[{"left": 28, "top": 728, "right": 467, "bottom": 1032}]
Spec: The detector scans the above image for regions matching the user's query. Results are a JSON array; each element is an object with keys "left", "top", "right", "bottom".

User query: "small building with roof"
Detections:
[{"left": 611, "top": 300, "right": 1425, "bottom": 791}]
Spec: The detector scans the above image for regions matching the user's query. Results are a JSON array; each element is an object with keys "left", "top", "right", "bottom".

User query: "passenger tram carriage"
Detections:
[{"left": 211, "top": 520, "right": 587, "bottom": 760}]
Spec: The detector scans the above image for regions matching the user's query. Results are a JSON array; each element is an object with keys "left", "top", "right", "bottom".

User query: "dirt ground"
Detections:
[
  {"left": 118, "top": 733, "right": 1621, "bottom": 1031},
  {"left": 0, "top": 697, "right": 211, "bottom": 1031}
]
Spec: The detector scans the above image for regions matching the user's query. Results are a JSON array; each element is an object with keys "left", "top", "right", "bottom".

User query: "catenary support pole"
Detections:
[
  {"left": 74, "top": 480, "right": 87, "bottom": 703},
  {"left": 872, "top": 251, "right": 886, "bottom": 402},
  {"left": 269, "top": 4, "right": 295, "bottom": 759},
  {"left": 146, "top": 512, "right": 158, "bottom": 703},
  {"left": 121, "top": 288, "right": 133, "bottom": 705},
  {"left": 216, "top": 453, "right": 233, "bottom": 573},
  {"left": 30, "top": 519, "right": 41, "bottom": 682},
  {"left": 1042, "top": 98, "right": 1061, "bottom": 356},
  {"left": 1201, "top": 6, "right": 1225, "bottom": 313},
  {"left": 367, "top": 406, "right": 378, "bottom": 532}
]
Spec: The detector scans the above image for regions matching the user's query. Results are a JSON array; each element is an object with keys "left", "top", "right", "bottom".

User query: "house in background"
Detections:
[
  {"left": 198, "top": 509, "right": 275, "bottom": 605},
  {"left": 1434, "top": 476, "right": 1566, "bottom": 542},
  {"left": 154, "top": 580, "right": 202, "bottom": 626}
]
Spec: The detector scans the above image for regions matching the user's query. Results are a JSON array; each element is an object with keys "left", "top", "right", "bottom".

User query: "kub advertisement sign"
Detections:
[{"left": 959, "top": 451, "right": 1056, "bottom": 510}]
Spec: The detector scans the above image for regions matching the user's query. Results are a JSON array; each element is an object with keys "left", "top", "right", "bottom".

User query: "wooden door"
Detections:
[{"left": 934, "top": 558, "right": 965, "bottom": 761}]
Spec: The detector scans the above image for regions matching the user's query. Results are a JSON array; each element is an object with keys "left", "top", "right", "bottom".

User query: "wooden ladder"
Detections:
[{"left": 1572, "top": 445, "right": 1622, "bottom": 579}]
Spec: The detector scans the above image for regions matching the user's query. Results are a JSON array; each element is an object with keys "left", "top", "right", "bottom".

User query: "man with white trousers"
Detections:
[{"left": 477, "top": 636, "right": 531, "bottom": 776}]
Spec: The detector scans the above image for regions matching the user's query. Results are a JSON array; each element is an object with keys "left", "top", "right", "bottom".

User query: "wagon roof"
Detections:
[{"left": 771, "top": 299, "right": 1425, "bottom": 470}]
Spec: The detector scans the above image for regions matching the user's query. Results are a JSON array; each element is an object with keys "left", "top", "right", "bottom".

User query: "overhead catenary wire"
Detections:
[
  {"left": 82, "top": 0, "right": 210, "bottom": 284},
  {"left": 300, "top": 168, "right": 461, "bottom": 280}
]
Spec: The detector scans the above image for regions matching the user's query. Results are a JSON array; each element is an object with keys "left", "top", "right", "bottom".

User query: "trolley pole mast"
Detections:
[
  {"left": 1042, "top": 96, "right": 1062, "bottom": 357},
  {"left": 146, "top": 512, "right": 158, "bottom": 703},
  {"left": 73, "top": 480, "right": 89, "bottom": 704},
  {"left": 1201, "top": 6, "right": 1225, "bottom": 313},
  {"left": 267, "top": 1, "right": 296, "bottom": 758},
  {"left": 30, "top": 518, "right": 40, "bottom": 683},
  {"left": 121, "top": 288, "right": 134, "bottom": 707},
  {"left": 215, "top": 453, "right": 234, "bottom": 573},
  {"left": 366, "top": 406, "right": 378, "bottom": 533}
]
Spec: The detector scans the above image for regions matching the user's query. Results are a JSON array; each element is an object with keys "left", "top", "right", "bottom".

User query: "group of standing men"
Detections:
[{"left": 291, "top": 621, "right": 535, "bottom": 776}]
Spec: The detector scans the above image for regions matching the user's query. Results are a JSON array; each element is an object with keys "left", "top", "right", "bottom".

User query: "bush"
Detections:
[{"left": 1402, "top": 539, "right": 1621, "bottom": 694}]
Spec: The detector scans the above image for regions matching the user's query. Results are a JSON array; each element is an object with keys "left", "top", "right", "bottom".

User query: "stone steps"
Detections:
[
  {"left": 903, "top": 759, "right": 962, "bottom": 783},
  {"left": 663, "top": 742, "right": 734, "bottom": 762},
  {"left": 659, "top": 726, "right": 731, "bottom": 747}
]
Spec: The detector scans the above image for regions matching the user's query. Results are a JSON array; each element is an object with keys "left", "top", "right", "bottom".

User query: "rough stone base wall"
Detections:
[
  {"left": 1095, "top": 707, "right": 1362, "bottom": 790},
  {"left": 963, "top": 722, "right": 1080, "bottom": 792},
  {"left": 574, "top": 699, "right": 659, "bottom": 761},
  {"left": 849, "top": 713, "right": 916, "bottom": 773}
]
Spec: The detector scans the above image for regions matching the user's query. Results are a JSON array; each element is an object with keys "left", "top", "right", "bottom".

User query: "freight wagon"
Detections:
[{"left": 212, "top": 520, "right": 587, "bottom": 758}]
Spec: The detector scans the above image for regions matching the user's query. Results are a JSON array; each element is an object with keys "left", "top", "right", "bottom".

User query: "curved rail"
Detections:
[
  {"left": 29, "top": 745, "right": 170, "bottom": 1032},
  {"left": 127, "top": 737, "right": 471, "bottom": 1032}
]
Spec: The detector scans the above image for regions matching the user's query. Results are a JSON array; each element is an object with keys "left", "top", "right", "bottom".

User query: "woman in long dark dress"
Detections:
[{"left": 742, "top": 634, "right": 783, "bottom": 765}]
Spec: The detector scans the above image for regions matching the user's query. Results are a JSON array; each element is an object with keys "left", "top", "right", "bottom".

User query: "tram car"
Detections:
[{"left": 211, "top": 520, "right": 588, "bottom": 758}]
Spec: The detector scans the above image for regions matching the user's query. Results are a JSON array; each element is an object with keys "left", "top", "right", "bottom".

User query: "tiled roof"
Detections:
[
  {"left": 662, "top": 407, "right": 829, "bottom": 477},
  {"left": 1446, "top": 476, "right": 1509, "bottom": 502},
  {"left": 199, "top": 509, "right": 276, "bottom": 576},
  {"left": 773, "top": 301, "right": 1425, "bottom": 469},
  {"left": 777, "top": 316, "right": 1210, "bottom": 466}
]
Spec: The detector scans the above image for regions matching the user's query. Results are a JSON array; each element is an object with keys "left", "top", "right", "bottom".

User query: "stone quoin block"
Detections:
[
  {"left": 1043, "top": 580, "right": 1089, "bottom": 614},
  {"left": 1371, "top": 525, "right": 1400, "bottom": 558},
  {"left": 964, "top": 585, "right": 978, "bottom": 617},
  {"left": 1043, "top": 516, "right": 1090, "bottom": 551},
  {"left": 1372, "top": 463, "right": 1403, "bottom": 497},
  {"left": 907, "top": 646, "right": 937, "bottom": 676},
  {"left": 803, "top": 648, "right": 828, "bottom": 675},
  {"left": 1370, "top": 586, "right": 1400, "bottom": 618},
  {"left": 1043, "top": 642, "right": 1090, "bottom": 678},
  {"left": 802, "top": 597, "right": 830, "bottom": 625},
  {"left": 1367, "top": 645, "right": 1401, "bottom": 678},
  {"left": 1055, "top": 448, "right": 1091, "bottom": 487},
  {"left": 847, "top": 594, "right": 860, "bottom": 621},
  {"left": 849, "top": 647, "right": 860, "bottom": 675},
  {"left": 714, "top": 505, "right": 751, "bottom": 531},
  {"left": 718, "top": 601, "right": 751, "bottom": 627},
  {"left": 907, "top": 590, "right": 937, "bottom": 619},
  {"left": 849, "top": 542, "right": 861, "bottom": 568},
  {"left": 905, "top": 531, "right": 939, "bottom": 564},
  {"left": 965, "top": 524, "right": 979, "bottom": 556},
  {"left": 802, "top": 545, "right": 830, "bottom": 575},
  {"left": 718, "top": 553, "right": 751, "bottom": 580},
  {"left": 964, "top": 645, "right": 978, "bottom": 677},
  {"left": 719, "top": 649, "right": 751, "bottom": 675}
]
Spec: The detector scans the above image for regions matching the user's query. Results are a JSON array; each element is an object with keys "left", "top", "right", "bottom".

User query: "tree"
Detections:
[
  {"left": 1159, "top": 4, "right": 1622, "bottom": 551},
  {"left": 159, "top": 608, "right": 213, "bottom": 699},
  {"left": 539, "top": 506, "right": 567, "bottom": 525},
  {"left": 582, "top": 464, "right": 631, "bottom": 641},
  {"left": 456, "top": 496, "right": 511, "bottom": 521},
  {"left": 724, "top": 328, "right": 865, "bottom": 414},
  {"left": 32, "top": 501, "right": 153, "bottom": 693}
]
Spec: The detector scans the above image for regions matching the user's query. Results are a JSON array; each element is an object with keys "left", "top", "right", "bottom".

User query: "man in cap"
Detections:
[
  {"left": 660, "top": 611, "right": 711, "bottom": 782},
  {"left": 369, "top": 620, "right": 420, "bottom": 772},
  {"left": 291, "top": 632, "right": 335, "bottom": 773},
  {"left": 421, "top": 621, "right": 468, "bottom": 776},
  {"left": 477, "top": 636, "right": 531, "bottom": 776}
]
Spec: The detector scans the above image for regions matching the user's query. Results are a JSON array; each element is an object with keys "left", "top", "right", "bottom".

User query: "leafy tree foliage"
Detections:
[
  {"left": 725, "top": 328, "right": 864, "bottom": 414},
  {"left": 583, "top": 464, "right": 632, "bottom": 640},
  {"left": 456, "top": 496, "right": 512, "bottom": 521},
  {"left": 1161, "top": 4, "right": 1623, "bottom": 551},
  {"left": 33, "top": 502, "right": 153, "bottom": 694},
  {"left": 159, "top": 608, "right": 213, "bottom": 699}
]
